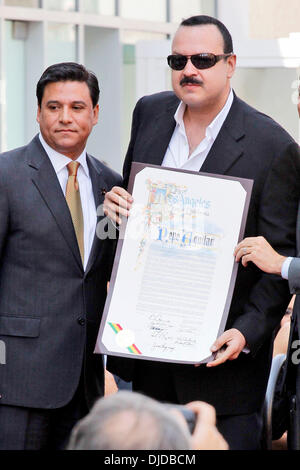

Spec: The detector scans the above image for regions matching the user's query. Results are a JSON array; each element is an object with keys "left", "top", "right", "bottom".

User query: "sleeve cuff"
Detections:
[{"left": 281, "top": 257, "right": 293, "bottom": 279}]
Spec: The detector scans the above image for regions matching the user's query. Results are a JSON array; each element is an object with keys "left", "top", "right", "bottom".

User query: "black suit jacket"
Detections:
[
  {"left": 108, "top": 91, "right": 300, "bottom": 415},
  {"left": 0, "top": 135, "right": 122, "bottom": 409}
]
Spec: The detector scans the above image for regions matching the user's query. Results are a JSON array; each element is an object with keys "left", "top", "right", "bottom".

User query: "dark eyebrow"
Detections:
[{"left": 46, "top": 100, "right": 87, "bottom": 106}]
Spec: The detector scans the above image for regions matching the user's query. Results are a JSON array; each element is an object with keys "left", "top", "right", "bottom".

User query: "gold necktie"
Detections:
[{"left": 65, "top": 161, "right": 84, "bottom": 265}]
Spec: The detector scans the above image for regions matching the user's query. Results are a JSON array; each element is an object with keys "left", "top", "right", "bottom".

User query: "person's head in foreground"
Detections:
[{"left": 68, "top": 391, "right": 228, "bottom": 450}]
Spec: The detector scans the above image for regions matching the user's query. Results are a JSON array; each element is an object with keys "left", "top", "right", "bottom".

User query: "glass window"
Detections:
[
  {"left": 120, "top": 0, "right": 167, "bottom": 22},
  {"left": 121, "top": 31, "right": 168, "bottom": 156},
  {"left": 44, "top": 0, "right": 75, "bottom": 11},
  {"left": 46, "top": 23, "right": 77, "bottom": 66},
  {"left": 3, "top": 20, "right": 26, "bottom": 150},
  {"left": 122, "top": 43, "right": 136, "bottom": 155},
  {"left": 4, "top": 0, "right": 39, "bottom": 6},
  {"left": 82, "top": 0, "right": 115, "bottom": 15}
]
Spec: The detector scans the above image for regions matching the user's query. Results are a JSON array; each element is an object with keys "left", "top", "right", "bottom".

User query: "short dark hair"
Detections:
[
  {"left": 36, "top": 62, "right": 100, "bottom": 107},
  {"left": 180, "top": 15, "right": 233, "bottom": 54}
]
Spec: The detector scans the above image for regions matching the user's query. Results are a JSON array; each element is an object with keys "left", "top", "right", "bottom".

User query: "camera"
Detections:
[{"left": 165, "top": 404, "right": 196, "bottom": 434}]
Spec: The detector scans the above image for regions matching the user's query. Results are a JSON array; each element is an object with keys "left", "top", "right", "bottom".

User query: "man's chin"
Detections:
[
  {"left": 181, "top": 96, "right": 206, "bottom": 109},
  {"left": 51, "top": 140, "right": 80, "bottom": 158},
  {"left": 55, "top": 133, "right": 77, "bottom": 141},
  {"left": 54, "top": 136, "right": 78, "bottom": 148},
  {"left": 174, "top": 88, "right": 204, "bottom": 106}
]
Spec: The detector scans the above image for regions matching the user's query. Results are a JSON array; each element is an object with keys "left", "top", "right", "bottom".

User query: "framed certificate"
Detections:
[{"left": 95, "top": 163, "right": 253, "bottom": 364}]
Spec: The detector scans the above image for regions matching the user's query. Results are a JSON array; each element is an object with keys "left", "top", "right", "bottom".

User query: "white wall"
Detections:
[{"left": 217, "top": 0, "right": 300, "bottom": 68}]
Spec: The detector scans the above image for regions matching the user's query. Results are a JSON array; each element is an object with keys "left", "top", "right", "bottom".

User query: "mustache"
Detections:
[{"left": 180, "top": 76, "right": 203, "bottom": 86}]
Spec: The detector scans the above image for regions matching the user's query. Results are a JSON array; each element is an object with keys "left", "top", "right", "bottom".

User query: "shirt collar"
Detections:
[
  {"left": 174, "top": 89, "right": 234, "bottom": 141},
  {"left": 39, "top": 133, "right": 89, "bottom": 177}
]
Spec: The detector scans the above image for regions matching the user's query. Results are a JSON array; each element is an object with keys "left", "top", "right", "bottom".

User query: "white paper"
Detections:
[{"left": 97, "top": 167, "right": 247, "bottom": 363}]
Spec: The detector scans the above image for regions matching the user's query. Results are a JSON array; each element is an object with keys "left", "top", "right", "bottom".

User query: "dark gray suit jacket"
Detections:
[
  {"left": 284, "top": 192, "right": 300, "bottom": 393},
  {"left": 0, "top": 135, "right": 122, "bottom": 409},
  {"left": 108, "top": 91, "right": 300, "bottom": 415}
]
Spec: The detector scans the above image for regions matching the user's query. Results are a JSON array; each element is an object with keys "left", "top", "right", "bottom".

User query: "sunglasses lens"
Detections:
[
  {"left": 191, "top": 54, "right": 216, "bottom": 69},
  {"left": 167, "top": 55, "right": 187, "bottom": 70},
  {"left": 167, "top": 53, "right": 220, "bottom": 70}
]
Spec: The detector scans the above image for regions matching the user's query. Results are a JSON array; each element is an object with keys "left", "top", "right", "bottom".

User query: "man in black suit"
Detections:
[
  {"left": 105, "top": 16, "right": 299, "bottom": 449},
  {"left": 0, "top": 62, "right": 122, "bottom": 449}
]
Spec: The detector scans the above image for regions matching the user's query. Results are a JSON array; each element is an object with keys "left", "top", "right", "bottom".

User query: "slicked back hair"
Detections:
[
  {"left": 36, "top": 62, "right": 100, "bottom": 107},
  {"left": 180, "top": 15, "right": 233, "bottom": 54}
]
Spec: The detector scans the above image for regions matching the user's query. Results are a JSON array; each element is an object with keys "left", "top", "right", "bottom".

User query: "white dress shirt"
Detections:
[
  {"left": 162, "top": 90, "right": 234, "bottom": 171},
  {"left": 281, "top": 257, "right": 293, "bottom": 279},
  {"left": 39, "top": 133, "right": 97, "bottom": 270}
]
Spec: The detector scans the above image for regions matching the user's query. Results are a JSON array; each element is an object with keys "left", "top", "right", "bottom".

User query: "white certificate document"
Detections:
[{"left": 95, "top": 164, "right": 253, "bottom": 364}]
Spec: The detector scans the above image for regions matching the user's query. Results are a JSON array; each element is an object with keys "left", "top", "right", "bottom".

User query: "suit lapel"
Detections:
[
  {"left": 138, "top": 93, "right": 246, "bottom": 175},
  {"left": 137, "top": 98, "right": 179, "bottom": 166},
  {"left": 84, "top": 155, "right": 107, "bottom": 275},
  {"left": 200, "top": 95, "right": 245, "bottom": 175},
  {"left": 27, "top": 135, "right": 83, "bottom": 272}
]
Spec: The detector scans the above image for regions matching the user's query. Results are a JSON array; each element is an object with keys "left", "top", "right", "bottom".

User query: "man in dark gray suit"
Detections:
[
  {"left": 0, "top": 62, "right": 122, "bottom": 449},
  {"left": 105, "top": 16, "right": 299, "bottom": 449}
]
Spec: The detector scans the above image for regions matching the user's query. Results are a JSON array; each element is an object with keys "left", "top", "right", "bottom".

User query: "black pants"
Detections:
[
  {"left": 132, "top": 361, "right": 263, "bottom": 450},
  {"left": 216, "top": 413, "right": 262, "bottom": 450},
  {"left": 0, "top": 380, "right": 89, "bottom": 450}
]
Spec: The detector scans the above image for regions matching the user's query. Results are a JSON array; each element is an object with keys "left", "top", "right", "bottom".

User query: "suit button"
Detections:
[{"left": 77, "top": 317, "right": 86, "bottom": 326}]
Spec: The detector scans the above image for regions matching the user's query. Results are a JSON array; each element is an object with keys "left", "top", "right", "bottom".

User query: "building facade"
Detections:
[{"left": 0, "top": 0, "right": 299, "bottom": 171}]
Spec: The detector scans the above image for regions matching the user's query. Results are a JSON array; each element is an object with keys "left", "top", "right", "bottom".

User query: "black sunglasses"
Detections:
[{"left": 167, "top": 53, "right": 233, "bottom": 70}]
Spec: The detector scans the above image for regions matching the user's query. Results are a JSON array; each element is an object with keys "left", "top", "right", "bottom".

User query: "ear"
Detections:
[
  {"left": 37, "top": 105, "right": 41, "bottom": 124},
  {"left": 227, "top": 54, "right": 236, "bottom": 79},
  {"left": 93, "top": 104, "right": 100, "bottom": 126}
]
